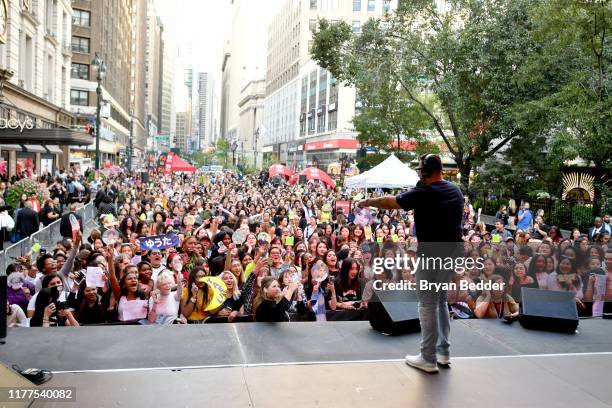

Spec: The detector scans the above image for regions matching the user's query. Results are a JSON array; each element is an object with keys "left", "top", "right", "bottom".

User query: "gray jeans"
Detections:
[{"left": 415, "top": 270, "right": 451, "bottom": 363}]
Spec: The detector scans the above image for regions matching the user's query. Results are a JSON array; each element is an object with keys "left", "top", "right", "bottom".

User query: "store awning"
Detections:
[
  {"left": 0, "top": 144, "right": 23, "bottom": 151},
  {"left": 0, "top": 144, "right": 67, "bottom": 154},
  {"left": 23, "top": 145, "right": 47, "bottom": 153},
  {"left": 44, "top": 145, "right": 63, "bottom": 154},
  {"left": 0, "top": 128, "right": 93, "bottom": 146}
]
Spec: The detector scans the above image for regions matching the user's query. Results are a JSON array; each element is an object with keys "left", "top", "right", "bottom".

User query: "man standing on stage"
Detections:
[{"left": 356, "top": 154, "right": 464, "bottom": 373}]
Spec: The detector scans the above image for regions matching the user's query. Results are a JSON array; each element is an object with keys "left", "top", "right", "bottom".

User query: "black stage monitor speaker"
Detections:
[
  {"left": 0, "top": 273, "right": 6, "bottom": 343},
  {"left": 519, "top": 287, "right": 578, "bottom": 333},
  {"left": 298, "top": 175, "right": 307, "bottom": 185},
  {"left": 368, "top": 290, "right": 420, "bottom": 335}
]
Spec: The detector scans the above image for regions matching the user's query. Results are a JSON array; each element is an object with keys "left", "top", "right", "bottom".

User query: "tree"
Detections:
[
  {"left": 312, "top": 0, "right": 552, "bottom": 192},
  {"left": 216, "top": 138, "right": 230, "bottom": 168},
  {"left": 530, "top": 0, "right": 612, "bottom": 208}
]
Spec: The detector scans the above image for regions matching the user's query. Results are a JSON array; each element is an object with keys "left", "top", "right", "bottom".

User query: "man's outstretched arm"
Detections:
[{"left": 356, "top": 196, "right": 402, "bottom": 210}]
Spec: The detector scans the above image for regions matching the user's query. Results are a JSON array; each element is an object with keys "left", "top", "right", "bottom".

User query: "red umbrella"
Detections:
[
  {"left": 290, "top": 167, "right": 336, "bottom": 189},
  {"left": 268, "top": 164, "right": 292, "bottom": 179}
]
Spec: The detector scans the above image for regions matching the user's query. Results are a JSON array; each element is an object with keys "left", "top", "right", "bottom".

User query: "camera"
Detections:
[{"left": 54, "top": 301, "right": 68, "bottom": 311}]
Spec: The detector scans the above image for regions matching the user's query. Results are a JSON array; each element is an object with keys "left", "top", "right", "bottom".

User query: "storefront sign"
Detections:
[
  {"left": 0, "top": 117, "right": 35, "bottom": 132},
  {"left": 304, "top": 139, "right": 359, "bottom": 151}
]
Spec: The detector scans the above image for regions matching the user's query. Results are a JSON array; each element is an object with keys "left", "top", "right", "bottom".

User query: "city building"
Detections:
[
  {"left": 237, "top": 79, "right": 265, "bottom": 168},
  {"left": 69, "top": 0, "right": 133, "bottom": 167},
  {"left": 197, "top": 72, "right": 214, "bottom": 149},
  {"left": 159, "top": 30, "right": 174, "bottom": 143},
  {"left": 130, "top": 0, "right": 148, "bottom": 168},
  {"left": 173, "top": 42, "right": 195, "bottom": 153},
  {"left": 220, "top": 0, "right": 282, "bottom": 158},
  {"left": 0, "top": 0, "right": 88, "bottom": 178},
  {"left": 144, "top": 7, "right": 163, "bottom": 151},
  {"left": 263, "top": 0, "right": 398, "bottom": 169},
  {"left": 174, "top": 110, "right": 187, "bottom": 152}
]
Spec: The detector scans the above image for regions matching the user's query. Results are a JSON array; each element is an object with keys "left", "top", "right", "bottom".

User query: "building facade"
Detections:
[
  {"left": 263, "top": 0, "right": 397, "bottom": 169},
  {"left": 197, "top": 72, "right": 214, "bottom": 149},
  {"left": 220, "top": 0, "right": 282, "bottom": 157},
  {"left": 130, "top": 0, "right": 147, "bottom": 167},
  {"left": 0, "top": 0, "right": 88, "bottom": 179},
  {"left": 174, "top": 111, "right": 187, "bottom": 152},
  {"left": 159, "top": 29, "right": 174, "bottom": 141},
  {"left": 237, "top": 79, "right": 265, "bottom": 168},
  {"left": 69, "top": 0, "right": 133, "bottom": 167}
]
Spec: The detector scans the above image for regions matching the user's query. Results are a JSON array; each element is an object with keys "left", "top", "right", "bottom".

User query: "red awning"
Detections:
[
  {"left": 268, "top": 164, "right": 292, "bottom": 179},
  {"left": 171, "top": 155, "right": 197, "bottom": 172},
  {"left": 289, "top": 167, "right": 336, "bottom": 189}
]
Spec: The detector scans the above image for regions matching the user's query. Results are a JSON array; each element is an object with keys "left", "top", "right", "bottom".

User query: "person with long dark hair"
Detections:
[
  {"left": 527, "top": 254, "right": 549, "bottom": 289},
  {"left": 108, "top": 248, "right": 147, "bottom": 322},
  {"left": 30, "top": 287, "right": 79, "bottom": 327},
  {"left": 68, "top": 278, "right": 109, "bottom": 325},
  {"left": 507, "top": 262, "right": 538, "bottom": 302},
  {"left": 334, "top": 258, "right": 364, "bottom": 310},
  {"left": 180, "top": 267, "right": 211, "bottom": 323}
]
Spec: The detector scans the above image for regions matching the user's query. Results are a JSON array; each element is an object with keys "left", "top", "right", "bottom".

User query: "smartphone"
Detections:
[
  {"left": 74, "top": 271, "right": 85, "bottom": 286},
  {"left": 267, "top": 258, "right": 273, "bottom": 267},
  {"left": 291, "top": 272, "right": 300, "bottom": 283}
]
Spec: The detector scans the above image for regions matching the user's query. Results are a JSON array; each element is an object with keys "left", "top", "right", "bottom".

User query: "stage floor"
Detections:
[{"left": 0, "top": 320, "right": 611, "bottom": 407}]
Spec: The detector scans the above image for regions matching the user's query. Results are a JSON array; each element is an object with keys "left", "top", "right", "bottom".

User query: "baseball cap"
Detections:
[{"left": 416, "top": 154, "right": 443, "bottom": 173}]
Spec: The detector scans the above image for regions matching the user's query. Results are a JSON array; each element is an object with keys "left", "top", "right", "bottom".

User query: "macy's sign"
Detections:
[{"left": 0, "top": 117, "right": 35, "bottom": 132}]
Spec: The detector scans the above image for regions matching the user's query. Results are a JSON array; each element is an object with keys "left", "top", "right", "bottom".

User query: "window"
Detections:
[
  {"left": 352, "top": 21, "right": 361, "bottom": 33},
  {"left": 353, "top": 0, "right": 361, "bottom": 11},
  {"left": 383, "top": 0, "right": 391, "bottom": 13},
  {"left": 71, "top": 63, "right": 89, "bottom": 80},
  {"left": 73, "top": 9, "right": 90, "bottom": 27},
  {"left": 71, "top": 36, "right": 90, "bottom": 53},
  {"left": 368, "top": 0, "right": 375, "bottom": 11},
  {"left": 310, "top": 0, "right": 317, "bottom": 10},
  {"left": 309, "top": 19, "right": 317, "bottom": 33},
  {"left": 70, "top": 89, "right": 89, "bottom": 106}
]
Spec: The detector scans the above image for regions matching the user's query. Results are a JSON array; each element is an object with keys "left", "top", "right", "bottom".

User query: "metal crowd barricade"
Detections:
[{"left": 0, "top": 202, "right": 95, "bottom": 274}]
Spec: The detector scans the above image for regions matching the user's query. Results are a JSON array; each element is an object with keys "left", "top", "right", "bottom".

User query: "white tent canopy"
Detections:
[{"left": 345, "top": 154, "right": 419, "bottom": 190}]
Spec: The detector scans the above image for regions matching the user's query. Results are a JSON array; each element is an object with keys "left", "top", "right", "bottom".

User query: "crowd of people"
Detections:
[
  {"left": 0, "top": 167, "right": 91, "bottom": 249},
  {"left": 4, "top": 169, "right": 612, "bottom": 328}
]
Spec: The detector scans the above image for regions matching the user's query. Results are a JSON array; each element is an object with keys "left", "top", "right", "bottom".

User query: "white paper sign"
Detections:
[
  {"left": 121, "top": 299, "right": 148, "bottom": 321},
  {"left": 86, "top": 266, "right": 105, "bottom": 288}
]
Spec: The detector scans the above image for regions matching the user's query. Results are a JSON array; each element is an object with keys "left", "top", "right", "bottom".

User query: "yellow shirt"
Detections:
[{"left": 181, "top": 287, "right": 208, "bottom": 321}]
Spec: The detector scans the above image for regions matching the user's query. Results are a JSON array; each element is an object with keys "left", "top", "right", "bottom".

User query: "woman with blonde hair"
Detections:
[
  {"left": 253, "top": 276, "right": 298, "bottom": 322},
  {"left": 216, "top": 271, "right": 243, "bottom": 322}
]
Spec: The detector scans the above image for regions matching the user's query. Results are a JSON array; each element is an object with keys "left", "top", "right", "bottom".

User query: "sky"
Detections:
[{"left": 154, "top": 0, "right": 230, "bottom": 73}]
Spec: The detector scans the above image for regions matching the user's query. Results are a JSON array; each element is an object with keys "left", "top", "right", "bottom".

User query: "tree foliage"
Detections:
[
  {"left": 312, "top": 0, "right": 553, "bottom": 191},
  {"left": 529, "top": 0, "right": 612, "bottom": 204}
]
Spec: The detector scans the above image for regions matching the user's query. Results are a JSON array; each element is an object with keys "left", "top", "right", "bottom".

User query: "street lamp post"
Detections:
[
  {"left": 253, "top": 127, "right": 260, "bottom": 170},
  {"left": 128, "top": 112, "right": 133, "bottom": 172},
  {"left": 91, "top": 53, "right": 106, "bottom": 170}
]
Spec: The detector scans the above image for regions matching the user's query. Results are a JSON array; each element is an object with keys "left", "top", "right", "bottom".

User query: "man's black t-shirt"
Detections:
[{"left": 395, "top": 180, "right": 464, "bottom": 243}]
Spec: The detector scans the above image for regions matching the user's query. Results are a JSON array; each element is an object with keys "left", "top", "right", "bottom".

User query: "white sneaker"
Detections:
[
  {"left": 436, "top": 354, "right": 451, "bottom": 366},
  {"left": 404, "top": 354, "right": 438, "bottom": 373}
]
